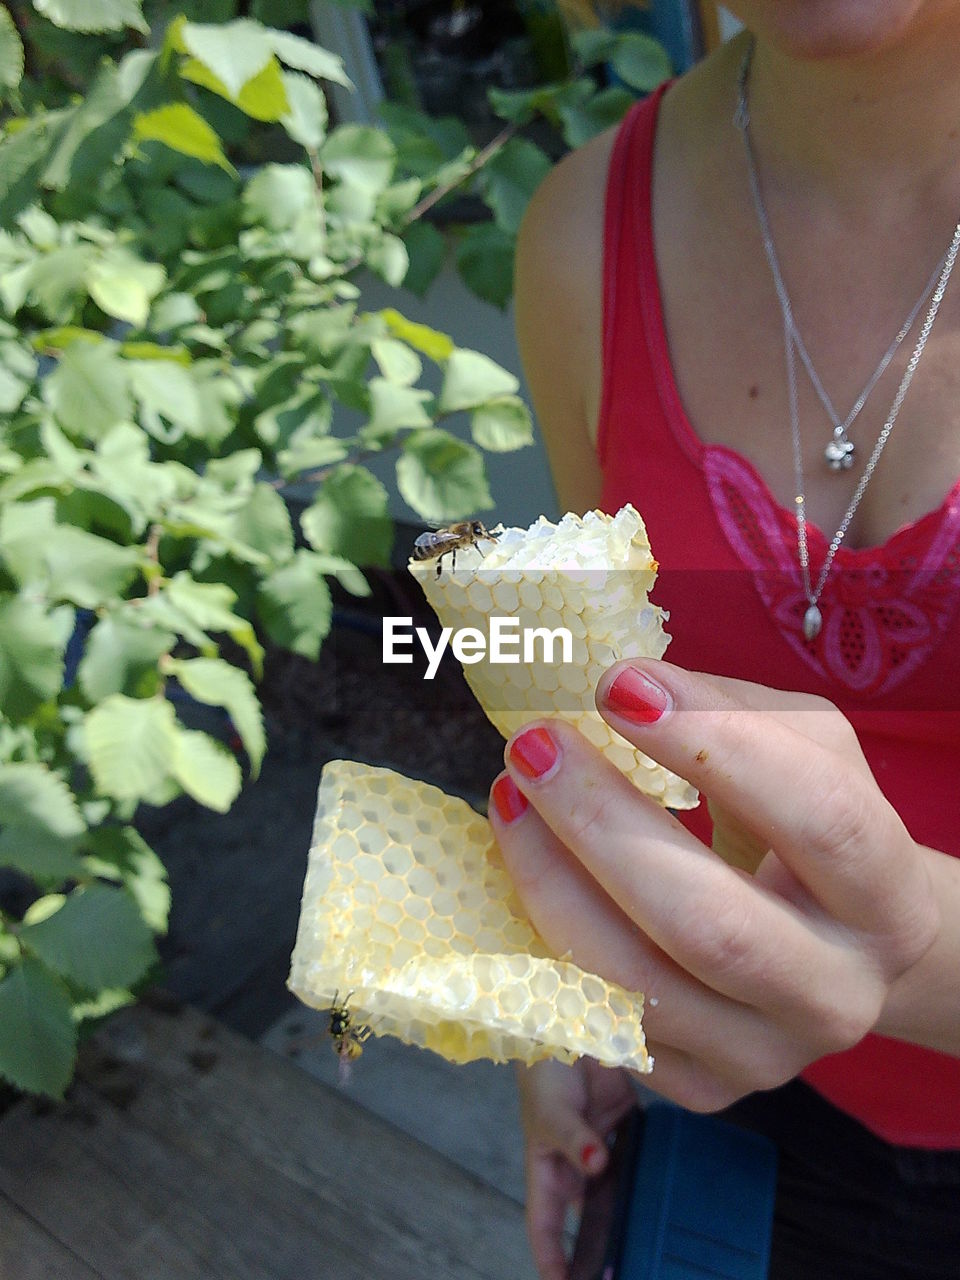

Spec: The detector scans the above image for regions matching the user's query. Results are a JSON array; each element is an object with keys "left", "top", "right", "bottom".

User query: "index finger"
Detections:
[{"left": 594, "top": 659, "right": 916, "bottom": 934}]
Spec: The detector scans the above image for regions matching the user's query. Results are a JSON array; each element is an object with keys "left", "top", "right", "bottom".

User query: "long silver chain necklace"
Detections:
[
  {"left": 735, "top": 40, "right": 949, "bottom": 473},
  {"left": 734, "top": 40, "right": 960, "bottom": 642}
]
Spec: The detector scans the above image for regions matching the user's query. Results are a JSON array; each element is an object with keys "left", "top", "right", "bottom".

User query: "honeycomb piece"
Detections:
[
  {"left": 289, "top": 761, "right": 651, "bottom": 1071},
  {"left": 409, "top": 506, "right": 697, "bottom": 809}
]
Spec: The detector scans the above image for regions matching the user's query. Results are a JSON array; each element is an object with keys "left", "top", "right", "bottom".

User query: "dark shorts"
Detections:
[{"left": 720, "top": 1080, "right": 960, "bottom": 1280}]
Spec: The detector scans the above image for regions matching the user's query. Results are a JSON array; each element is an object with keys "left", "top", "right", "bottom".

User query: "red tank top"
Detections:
[{"left": 599, "top": 85, "right": 960, "bottom": 1148}]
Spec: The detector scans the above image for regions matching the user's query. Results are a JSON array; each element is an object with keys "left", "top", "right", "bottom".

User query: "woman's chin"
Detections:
[{"left": 727, "top": 0, "right": 936, "bottom": 60}]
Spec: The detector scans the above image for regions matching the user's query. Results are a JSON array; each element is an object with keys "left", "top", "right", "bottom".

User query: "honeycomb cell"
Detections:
[
  {"left": 492, "top": 581, "right": 520, "bottom": 613},
  {"left": 499, "top": 985, "right": 529, "bottom": 1016},
  {"left": 530, "top": 969, "right": 560, "bottom": 1000},
  {"left": 404, "top": 896, "right": 430, "bottom": 922},
  {"left": 379, "top": 900, "right": 404, "bottom": 925},
  {"left": 557, "top": 665, "right": 590, "bottom": 696},
  {"left": 360, "top": 827, "right": 390, "bottom": 856},
  {"left": 556, "top": 987, "right": 587, "bottom": 1021},
  {"left": 338, "top": 805, "right": 363, "bottom": 831},
  {"left": 399, "top": 916, "right": 426, "bottom": 942},
  {"left": 432, "top": 891, "right": 458, "bottom": 918},
  {"left": 581, "top": 717, "right": 611, "bottom": 748},
  {"left": 383, "top": 846, "right": 413, "bottom": 876},
  {"left": 332, "top": 834, "right": 358, "bottom": 862},
  {"left": 426, "top": 915, "right": 454, "bottom": 940},
  {"left": 467, "top": 581, "right": 494, "bottom": 613},
  {"left": 379, "top": 876, "right": 407, "bottom": 903},
  {"left": 407, "top": 866, "right": 435, "bottom": 897},
  {"left": 522, "top": 1002, "right": 554, "bottom": 1034}
]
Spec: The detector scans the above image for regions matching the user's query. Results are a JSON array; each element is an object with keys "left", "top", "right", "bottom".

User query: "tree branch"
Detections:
[{"left": 402, "top": 121, "right": 517, "bottom": 228}]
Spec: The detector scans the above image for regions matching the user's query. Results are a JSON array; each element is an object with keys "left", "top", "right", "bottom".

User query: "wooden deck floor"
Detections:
[{"left": 0, "top": 1001, "right": 536, "bottom": 1280}]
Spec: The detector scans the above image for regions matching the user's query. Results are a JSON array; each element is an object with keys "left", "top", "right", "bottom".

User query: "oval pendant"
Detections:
[{"left": 803, "top": 604, "right": 823, "bottom": 641}]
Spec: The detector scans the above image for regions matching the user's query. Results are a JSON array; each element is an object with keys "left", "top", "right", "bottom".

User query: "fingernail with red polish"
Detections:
[
  {"left": 580, "top": 1142, "right": 601, "bottom": 1170},
  {"left": 491, "top": 775, "right": 528, "bottom": 824},
  {"left": 509, "top": 727, "right": 559, "bottom": 780},
  {"left": 603, "top": 666, "right": 671, "bottom": 724}
]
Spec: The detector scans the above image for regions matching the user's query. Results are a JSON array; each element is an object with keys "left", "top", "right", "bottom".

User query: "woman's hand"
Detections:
[
  {"left": 489, "top": 660, "right": 942, "bottom": 1112},
  {"left": 516, "top": 1058, "right": 637, "bottom": 1280}
]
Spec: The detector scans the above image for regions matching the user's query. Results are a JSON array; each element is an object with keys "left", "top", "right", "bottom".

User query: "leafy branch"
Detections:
[{"left": 0, "top": 0, "right": 670, "bottom": 1098}]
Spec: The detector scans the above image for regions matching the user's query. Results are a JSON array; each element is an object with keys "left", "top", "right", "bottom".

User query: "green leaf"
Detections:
[
  {"left": 321, "top": 125, "right": 396, "bottom": 194},
  {"left": 366, "top": 233, "right": 408, "bottom": 288},
  {"left": 180, "top": 53, "right": 290, "bottom": 123},
  {"left": 397, "top": 429, "right": 493, "bottom": 522},
  {"left": 266, "top": 29, "right": 351, "bottom": 87},
  {"left": 482, "top": 137, "right": 552, "bottom": 235},
  {"left": 376, "top": 177, "right": 422, "bottom": 222},
  {"left": 257, "top": 550, "right": 332, "bottom": 660},
  {"left": 86, "top": 248, "right": 166, "bottom": 329},
  {"left": 41, "top": 51, "right": 155, "bottom": 192},
  {"left": 0, "top": 597, "right": 73, "bottom": 721},
  {"left": 372, "top": 337, "right": 421, "bottom": 386},
  {"left": 78, "top": 615, "right": 174, "bottom": 702},
  {"left": 44, "top": 340, "right": 132, "bottom": 439},
  {"left": 367, "top": 377, "right": 433, "bottom": 434},
  {"left": 0, "top": 500, "right": 141, "bottom": 609},
  {"left": 0, "top": 117, "right": 55, "bottom": 225},
  {"left": 133, "top": 104, "right": 235, "bottom": 174},
  {"left": 471, "top": 396, "right": 534, "bottom": 452},
  {"left": 0, "top": 959, "right": 77, "bottom": 1099},
  {"left": 609, "top": 33, "right": 672, "bottom": 92},
  {"left": 164, "top": 573, "right": 263, "bottom": 677},
  {"left": 82, "top": 826, "right": 169, "bottom": 934},
  {"left": 0, "top": 5, "right": 24, "bottom": 100},
  {"left": 178, "top": 18, "right": 273, "bottom": 99},
  {"left": 310, "top": 552, "right": 370, "bottom": 599},
  {"left": 84, "top": 695, "right": 179, "bottom": 807},
  {"left": 8, "top": 243, "right": 98, "bottom": 324},
  {"left": 243, "top": 162, "right": 316, "bottom": 232},
  {"left": 150, "top": 291, "right": 202, "bottom": 332},
  {"left": 455, "top": 223, "right": 515, "bottom": 309},
  {"left": 171, "top": 727, "right": 242, "bottom": 813},
  {"left": 32, "top": 0, "right": 147, "bottom": 33},
  {"left": 0, "top": 338, "right": 37, "bottom": 413},
  {"left": 0, "top": 762, "right": 86, "bottom": 878},
  {"left": 558, "top": 85, "right": 635, "bottom": 149},
  {"left": 71, "top": 987, "right": 136, "bottom": 1022},
  {"left": 21, "top": 884, "right": 157, "bottom": 993},
  {"left": 400, "top": 220, "right": 445, "bottom": 298},
  {"left": 570, "top": 27, "right": 619, "bottom": 67},
  {"left": 166, "top": 657, "right": 265, "bottom": 778},
  {"left": 277, "top": 435, "right": 347, "bottom": 479},
  {"left": 281, "top": 70, "right": 328, "bottom": 151},
  {"left": 232, "top": 484, "right": 295, "bottom": 565},
  {"left": 438, "top": 348, "right": 519, "bottom": 414},
  {"left": 129, "top": 359, "right": 203, "bottom": 435},
  {"left": 380, "top": 308, "right": 454, "bottom": 362},
  {"left": 300, "top": 465, "right": 392, "bottom": 567},
  {"left": 487, "top": 85, "right": 538, "bottom": 126}
]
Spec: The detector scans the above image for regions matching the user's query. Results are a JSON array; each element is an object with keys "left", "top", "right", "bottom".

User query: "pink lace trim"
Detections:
[{"left": 704, "top": 447, "right": 960, "bottom": 696}]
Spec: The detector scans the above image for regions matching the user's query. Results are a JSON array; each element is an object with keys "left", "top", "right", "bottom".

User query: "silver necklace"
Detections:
[
  {"left": 735, "top": 39, "right": 960, "bottom": 642},
  {"left": 787, "top": 230, "right": 959, "bottom": 640},
  {"left": 735, "top": 42, "right": 948, "bottom": 473}
]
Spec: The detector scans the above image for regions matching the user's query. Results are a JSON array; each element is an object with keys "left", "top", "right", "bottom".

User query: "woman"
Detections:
[{"left": 487, "top": 4, "right": 960, "bottom": 1277}]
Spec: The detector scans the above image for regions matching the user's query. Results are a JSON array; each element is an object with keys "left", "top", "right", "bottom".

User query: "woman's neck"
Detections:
[{"left": 743, "top": 20, "right": 960, "bottom": 222}]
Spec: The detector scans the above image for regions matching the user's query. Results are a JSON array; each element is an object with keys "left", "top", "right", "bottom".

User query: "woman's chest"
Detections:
[{"left": 650, "top": 110, "right": 960, "bottom": 552}]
